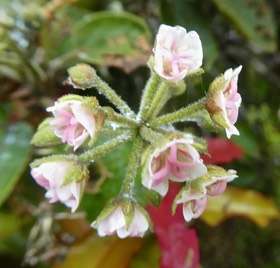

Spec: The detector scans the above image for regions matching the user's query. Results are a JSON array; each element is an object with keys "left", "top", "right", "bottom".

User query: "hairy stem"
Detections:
[
  {"left": 79, "top": 131, "right": 133, "bottom": 163},
  {"left": 120, "top": 136, "right": 143, "bottom": 198},
  {"left": 149, "top": 97, "right": 206, "bottom": 127},
  {"left": 138, "top": 72, "right": 160, "bottom": 121},
  {"left": 93, "top": 75, "right": 136, "bottom": 118},
  {"left": 143, "top": 81, "right": 171, "bottom": 121},
  {"left": 140, "top": 125, "right": 166, "bottom": 144}
]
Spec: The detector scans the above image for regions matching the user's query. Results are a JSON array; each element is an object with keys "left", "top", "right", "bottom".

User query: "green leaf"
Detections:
[
  {"left": 39, "top": 5, "right": 92, "bottom": 61},
  {"left": 211, "top": 0, "right": 277, "bottom": 52},
  {"left": 41, "top": 7, "right": 151, "bottom": 71},
  {"left": 58, "top": 10, "right": 152, "bottom": 72},
  {"left": 0, "top": 122, "right": 33, "bottom": 206},
  {"left": 160, "top": 0, "right": 218, "bottom": 70}
]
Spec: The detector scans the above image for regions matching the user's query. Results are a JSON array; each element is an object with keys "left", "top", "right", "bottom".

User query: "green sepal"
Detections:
[
  {"left": 211, "top": 111, "right": 230, "bottom": 129},
  {"left": 205, "top": 75, "right": 230, "bottom": 129},
  {"left": 58, "top": 94, "right": 85, "bottom": 103},
  {"left": 30, "top": 154, "right": 77, "bottom": 168},
  {"left": 172, "top": 186, "right": 186, "bottom": 215},
  {"left": 205, "top": 164, "right": 237, "bottom": 179},
  {"left": 141, "top": 188, "right": 162, "bottom": 208},
  {"left": 186, "top": 68, "right": 205, "bottom": 78},
  {"left": 146, "top": 55, "right": 155, "bottom": 71},
  {"left": 31, "top": 118, "right": 61, "bottom": 147},
  {"left": 120, "top": 198, "right": 135, "bottom": 230},
  {"left": 192, "top": 136, "right": 208, "bottom": 154},
  {"left": 62, "top": 162, "right": 89, "bottom": 186},
  {"left": 168, "top": 80, "right": 187, "bottom": 97},
  {"left": 206, "top": 164, "right": 225, "bottom": 174},
  {"left": 83, "top": 96, "right": 106, "bottom": 146}
]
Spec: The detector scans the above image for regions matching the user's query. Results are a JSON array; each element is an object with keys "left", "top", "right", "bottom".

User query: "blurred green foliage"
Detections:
[{"left": 0, "top": 0, "right": 280, "bottom": 267}]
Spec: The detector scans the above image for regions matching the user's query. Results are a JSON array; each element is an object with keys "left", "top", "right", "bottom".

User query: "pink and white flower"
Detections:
[
  {"left": 47, "top": 100, "right": 96, "bottom": 150},
  {"left": 31, "top": 161, "right": 83, "bottom": 212},
  {"left": 183, "top": 196, "right": 207, "bottom": 222},
  {"left": 91, "top": 205, "right": 149, "bottom": 239},
  {"left": 142, "top": 138, "right": 207, "bottom": 196},
  {"left": 206, "top": 169, "right": 238, "bottom": 196},
  {"left": 153, "top": 24, "right": 203, "bottom": 82},
  {"left": 215, "top": 66, "right": 242, "bottom": 138},
  {"left": 176, "top": 188, "right": 208, "bottom": 222}
]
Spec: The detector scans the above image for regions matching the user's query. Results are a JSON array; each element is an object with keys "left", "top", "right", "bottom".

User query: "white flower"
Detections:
[
  {"left": 176, "top": 187, "right": 207, "bottom": 222},
  {"left": 91, "top": 205, "right": 149, "bottom": 239},
  {"left": 47, "top": 100, "right": 96, "bottom": 150},
  {"left": 153, "top": 24, "right": 203, "bottom": 82},
  {"left": 142, "top": 138, "right": 207, "bottom": 196},
  {"left": 31, "top": 161, "right": 85, "bottom": 212},
  {"left": 206, "top": 66, "right": 242, "bottom": 139}
]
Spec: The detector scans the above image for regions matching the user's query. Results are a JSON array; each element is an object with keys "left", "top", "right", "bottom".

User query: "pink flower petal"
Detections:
[{"left": 153, "top": 24, "right": 203, "bottom": 82}]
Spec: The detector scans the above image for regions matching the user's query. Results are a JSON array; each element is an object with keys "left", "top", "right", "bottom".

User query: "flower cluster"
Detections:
[{"left": 30, "top": 24, "right": 242, "bottom": 239}]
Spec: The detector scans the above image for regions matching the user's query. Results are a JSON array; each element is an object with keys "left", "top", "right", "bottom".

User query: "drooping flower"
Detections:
[
  {"left": 153, "top": 24, "right": 203, "bottom": 82},
  {"left": 142, "top": 138, "right": 207, "bottom": 196},
  {"left": 206, "top": 66, "right": 242, "bottom": 139},
  {"left": 206, "top": 169, "right": 238, "bottom": 196},
  {"left": 31, "top": 160, "right": 87, "bottom": 212},
  {"left": 175, "top": 187, "right": 208, "bottom": 222},
  {"left": 182, "top": 196, "right": 208, "bottom": 222},
  {"left": 47, "top": 99, "right": 96, "bottom": 150},
  {"left": 91, "top": 203, "right": 149, "bottom": 239}
]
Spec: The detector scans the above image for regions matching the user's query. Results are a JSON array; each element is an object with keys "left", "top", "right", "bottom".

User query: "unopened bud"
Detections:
[{"left": 67, "top": 63, "right": 96, "bottom": 90}]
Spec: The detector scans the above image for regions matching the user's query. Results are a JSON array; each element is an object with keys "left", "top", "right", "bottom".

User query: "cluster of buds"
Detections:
[{"left": 30, "top": 24, "right": 242, "bottom": 238}]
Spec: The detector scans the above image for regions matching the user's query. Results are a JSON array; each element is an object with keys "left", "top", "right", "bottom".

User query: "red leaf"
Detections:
[
  {"left": 147, "top": 183, "right": 200, "bottom": 268},
  {"left": 202, "top": 137, "right": 243, "bottom": 164}
]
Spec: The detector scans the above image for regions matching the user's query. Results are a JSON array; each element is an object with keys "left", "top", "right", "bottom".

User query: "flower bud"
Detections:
[
  {"left": 67, "top": 63, "right": 96, "bottom": 90},
  {"left": 30, "top": 156, "right": 89, "bottom": 212}
]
